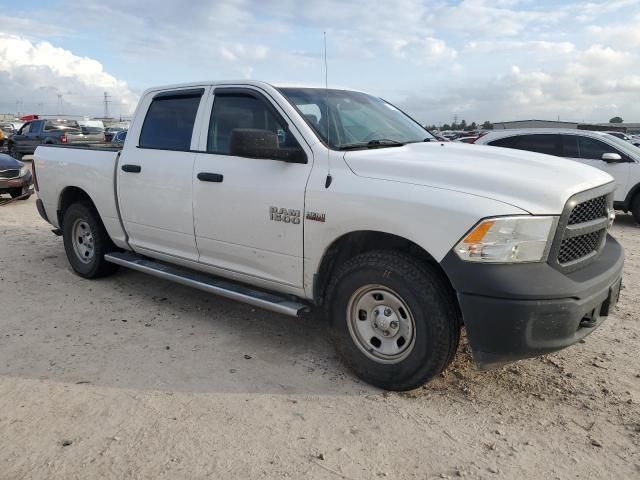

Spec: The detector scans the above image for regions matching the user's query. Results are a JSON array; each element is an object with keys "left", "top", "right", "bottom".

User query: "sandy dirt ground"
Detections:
[{"left": 0, "top": 172, "right": 638, "bottom": 479}]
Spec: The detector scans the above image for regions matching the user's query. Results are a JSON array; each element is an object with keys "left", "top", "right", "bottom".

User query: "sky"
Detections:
[{"left": 0, "top": 0, "right": 639, "bottom": 125}]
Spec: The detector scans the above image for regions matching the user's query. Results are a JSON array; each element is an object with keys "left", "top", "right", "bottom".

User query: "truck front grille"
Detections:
[
  {"left": 568, "top": 195, "right": 607, "bottom": 225},
  {"left": 558, "top": 230, "right": 603, "bottom": 264},
  {"left": 549, "top": 186, "right": 613, "bottom": 272},
  {"left": 0, "top": 169, "right": 19, "bottom": 179}
]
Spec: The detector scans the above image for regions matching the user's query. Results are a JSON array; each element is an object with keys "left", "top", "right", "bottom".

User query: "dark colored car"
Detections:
[
  {"left": 0, "top": 153, "right": 32, "bottom": 200},
  {"left": 104, "top": 126, "right": 126, "bottom": 142},
  {"left": 7, "top": 119, "right": 104, "bottom": 159},
  {"left": 111, "top": 130, "right": 127, "bottom": 146}
]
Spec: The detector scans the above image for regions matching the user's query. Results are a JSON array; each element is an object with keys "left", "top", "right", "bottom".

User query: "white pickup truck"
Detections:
[{"left": 33, "top": 81, "right": 624, "bottom": 390}]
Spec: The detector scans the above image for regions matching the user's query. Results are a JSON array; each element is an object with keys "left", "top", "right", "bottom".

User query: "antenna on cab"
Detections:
[{"left": 323, "top": 31, "right": 333, "bottom": 189}]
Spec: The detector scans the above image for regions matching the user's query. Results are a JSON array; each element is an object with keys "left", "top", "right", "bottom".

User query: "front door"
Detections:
[
  {"left": 192, "top": 87, "right": 313, "bottom": 287},
  {"left": 117, "top": 87, "right": 209, "bottom": 261}
]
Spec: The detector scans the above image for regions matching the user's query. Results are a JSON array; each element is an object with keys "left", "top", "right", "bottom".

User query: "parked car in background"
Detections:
[
  {"left": 476, "top": 129, "right": 640, "bottom": 221},
  {"left": 455, "top": 136, "right": 479, "bottom": 143},
  {"left": 605, "top": 131, "right": 640, "bottom": 147},
  {"left": 104, "top": 123, "right": 129, "bottom": 142},
  {"left": 111, "top": 129, "right": 127, "bottom": 146},
  {"left": 0, "top": 153, "right": 32, "bottom": 200},
  {"left": 7, "top": 119, "right": 104, "bottom": 159}
]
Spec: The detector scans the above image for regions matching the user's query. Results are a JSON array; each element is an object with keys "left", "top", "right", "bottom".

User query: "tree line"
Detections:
[{"left": 425, "top": 120, "right": 494, "bottom": 131}]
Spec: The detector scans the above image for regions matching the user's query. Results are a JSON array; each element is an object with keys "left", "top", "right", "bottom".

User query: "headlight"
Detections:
[
  {"left": 455, "top": 216, "right": 557, "bottom": 263},
  {"left": 19, "top": 166, "right": 28, "bottom": 177}
]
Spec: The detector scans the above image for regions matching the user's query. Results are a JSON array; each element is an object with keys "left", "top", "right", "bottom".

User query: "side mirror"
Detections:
[
  {"left": 229, "top": 128, "right": 306, "bottom": 164},
  {"left": 602, "top": 152, "right": 624, "bottom": 163}
]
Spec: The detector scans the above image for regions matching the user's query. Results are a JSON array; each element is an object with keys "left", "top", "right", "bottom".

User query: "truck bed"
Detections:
[{"left": 34, "top": 144, "right": 128, "bottom": 248}]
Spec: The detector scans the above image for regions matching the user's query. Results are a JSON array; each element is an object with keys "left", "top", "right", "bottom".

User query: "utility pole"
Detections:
[{"left": 103, "top": 91, "right": 111, "bottom": 119}]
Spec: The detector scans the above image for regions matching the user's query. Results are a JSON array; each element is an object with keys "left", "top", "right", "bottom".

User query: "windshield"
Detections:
[
  {"left": 603, "top": 133, "right": 640, "bottom": 155},
  {"left": 278, "top": 88, "right": 434, "bottom": 149}
]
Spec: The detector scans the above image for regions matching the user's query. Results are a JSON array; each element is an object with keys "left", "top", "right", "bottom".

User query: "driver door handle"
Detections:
[
  {"left": 197, "top": 172, "right": 224, "bottom": 182},
  {"left": 121, "top": 164, "right": 141, "bottom": 173}
]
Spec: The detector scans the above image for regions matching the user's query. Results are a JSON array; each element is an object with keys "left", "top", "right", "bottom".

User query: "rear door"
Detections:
[
  {"left": 192, "top": 87, "right": 313, "bottom": 287},
  {"left": 117, "top": 87, "right": 209, "bottom": 261},
  {"left": 561, "top": 134, "right": 630, "bottom": 202}
]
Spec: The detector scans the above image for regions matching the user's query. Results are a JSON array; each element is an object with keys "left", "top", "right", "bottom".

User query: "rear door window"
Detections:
[
  {"left": 139, "top": 90, "right": 203, "bottom": 150},
  {"left": 515, "top": 134, "right": 561, "bottom": 156},
  {"left": 44, "top": 120, "right": 79, "bottom": 131},
  {"left": 488, "top": 136, "right": 520, "bottom": 148},
  {"left": 489, "top": 134, "right": 562, "bottom": 156},
  {"left": 561, "top": 135, "right": 580, "bottom": 158}
]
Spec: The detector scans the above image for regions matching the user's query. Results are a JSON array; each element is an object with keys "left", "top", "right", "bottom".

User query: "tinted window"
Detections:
[
  {"left": 488, "top": 134, "right": 561, "bottom": 156},
  {"left": 488, "top": 136, "right": 519, "bottom": 148},
  {"left": 44, "top": 119, "right": 80, "bottom": 131},
  {"left": 139, "top": 93, "right": 202, "bottom": 150},
  {"left": 207, "top": 93, "right": 301, "bottom": 154},
  {"left": 516, "top": 134, "right": 561, "bottom": 155},
  {"left": 577, "top": 136, "right": 620, "bottom": 160},
  {"left": 561, "top": 135, "right": 580, "bottom": 158},
  {"left": 81, "top": 126, "right": 104, "bottom": 134}
]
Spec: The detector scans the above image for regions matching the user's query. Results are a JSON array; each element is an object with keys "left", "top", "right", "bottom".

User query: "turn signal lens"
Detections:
[{"left": 455, "top": 216, "right": 557, "bottom": 263}]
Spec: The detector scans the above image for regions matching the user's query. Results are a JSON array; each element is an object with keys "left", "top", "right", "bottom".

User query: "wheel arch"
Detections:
[
  {"left": 313, "top": 230, "right": 457, "bottom": 308},
  {"left": 623, "top": 182, "right": 640, "bottom": 211},
  {"left": 57, "top": 186, "right": 98, "bottom": 228}
]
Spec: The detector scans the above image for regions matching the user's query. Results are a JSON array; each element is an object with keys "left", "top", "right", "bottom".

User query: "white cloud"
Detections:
[{"left": 0, "top": 33, "right": 138, "bottom": 117}]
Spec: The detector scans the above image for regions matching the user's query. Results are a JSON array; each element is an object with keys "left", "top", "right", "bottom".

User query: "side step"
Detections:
[{"left": 104, "top": 252, "right": 310, "bottom": 317}]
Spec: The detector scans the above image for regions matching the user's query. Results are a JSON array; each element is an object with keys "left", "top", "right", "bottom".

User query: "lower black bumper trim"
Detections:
[{"left": 441, "top": 235, "right": 624, "bottom": 368}]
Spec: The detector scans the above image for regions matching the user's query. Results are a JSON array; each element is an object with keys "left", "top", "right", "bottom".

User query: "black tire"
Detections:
[
  {"left": 62, "top": 201, "right": 119, "bottom": 279},
  {"left": 631, "top": 194, "right": 640, "bottom": 224},
  {"left": 10, "top": 188, "right": 30, "bottom": 200},
  {"left": 325, "top": 251, "right": 460, "bottom": 391}
]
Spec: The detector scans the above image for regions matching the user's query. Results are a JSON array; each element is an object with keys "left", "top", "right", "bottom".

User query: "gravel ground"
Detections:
[{"left": 0, "top": 177, "right": 638, "bottom": 479}]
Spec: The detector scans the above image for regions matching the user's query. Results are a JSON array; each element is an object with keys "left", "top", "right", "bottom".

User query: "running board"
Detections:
[{"left": 104, "top": 252, "right": 310, "bottom": 317}]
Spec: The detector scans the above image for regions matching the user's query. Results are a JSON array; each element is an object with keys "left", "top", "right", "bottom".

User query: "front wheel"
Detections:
[
  {"left": 62, "top": 202, "right": 118, "bottom": 278},
  {"left": 325, "top": 251, "right": 460, "bottom": 391}
]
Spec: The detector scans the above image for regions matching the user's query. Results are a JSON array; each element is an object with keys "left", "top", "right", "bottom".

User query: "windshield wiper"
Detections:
[{"left": 337, "top": 139, "right": 405, "bottom": 150}]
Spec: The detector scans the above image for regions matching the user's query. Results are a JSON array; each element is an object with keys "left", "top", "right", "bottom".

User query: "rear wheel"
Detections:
[
  {"left": 631, "top": 194, "right": 640, "bottom": 224},
  {"left": 62, "top": 202, "right": 118, "bottom": 278},
  {"left": 325, "top": 251, "right": 460, "bottom": 391}
]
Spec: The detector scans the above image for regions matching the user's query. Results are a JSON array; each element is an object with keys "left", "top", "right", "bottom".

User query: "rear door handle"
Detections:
[
  {"left": 197, "top": 172, "right": 223, "bottom": 182},
  {"left": 121, "top": 164, "right": 141, "bottom": 173}
]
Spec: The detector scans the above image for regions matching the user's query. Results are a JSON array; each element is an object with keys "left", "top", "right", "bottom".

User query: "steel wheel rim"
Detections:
[
  {"left": 346, "top": 284, "right": 416, "bottom": 364},
  {"left": 71, "top": 218, "right": 95, "bottom": 264}
]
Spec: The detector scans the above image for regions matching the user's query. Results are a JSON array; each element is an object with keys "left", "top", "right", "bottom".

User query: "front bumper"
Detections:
[
  {"left": 0, "top": 171, "right": 32, "bottom": 193},
  {"left": 441, "top": 234, "right": 624, "bottom": 369}
]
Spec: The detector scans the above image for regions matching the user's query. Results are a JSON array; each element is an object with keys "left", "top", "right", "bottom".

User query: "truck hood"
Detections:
[{"left": 343, "top": 142, "right": 614, "bottom": 214}]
